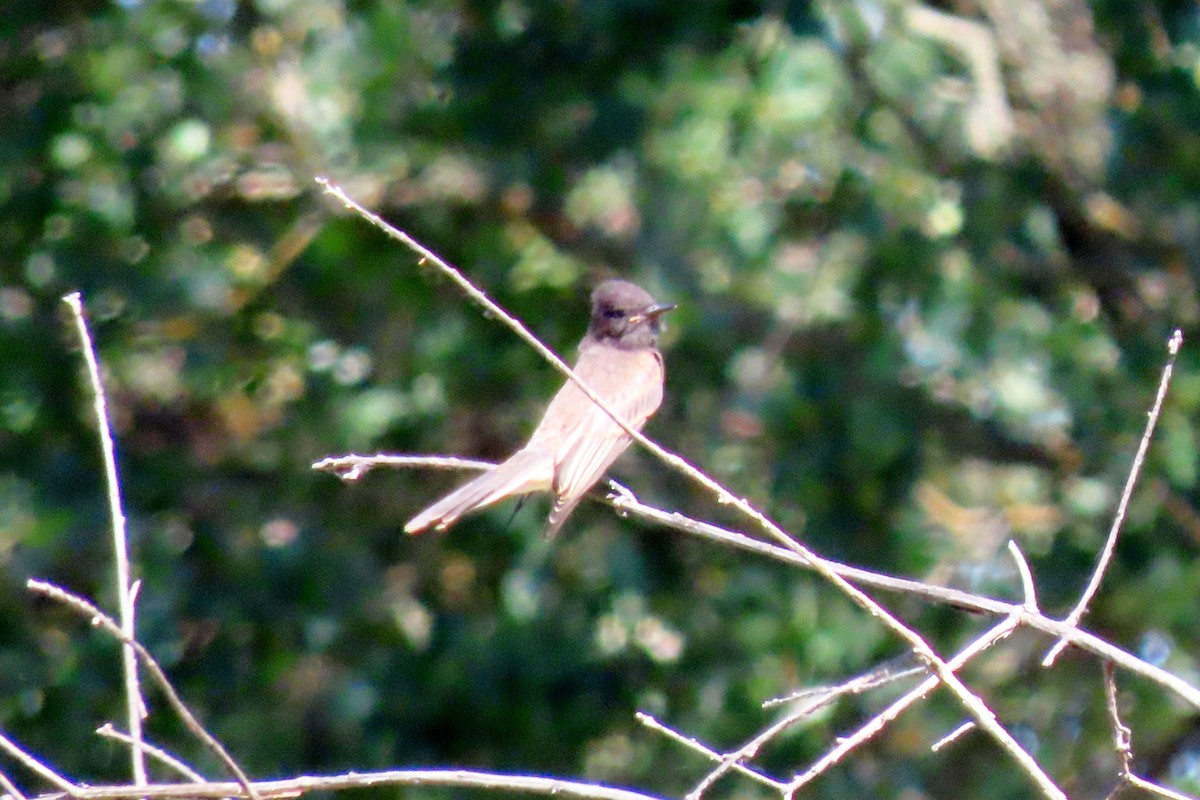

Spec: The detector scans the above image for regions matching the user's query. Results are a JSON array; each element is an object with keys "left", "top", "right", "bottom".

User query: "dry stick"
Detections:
[
  {"left": 605, "top": 491, "right": 1200, "bottom": 710},
  {"left": 315, "top": 182, "right": 1064, "bottom": 800},
  {"left": 62, "top": 293, "right": 148, "bottom": 786},
  {"left": 763, "top": 662, "right": 927, "bottom": 709},
  {"left": 686, "top": 697, "right": 819, "bottom": 800},
  {"left": 26, "top": 581, "right": 258, "bottom": 800},
  {"left": 633, "top": 714, "right": 785, "bottom": 794},
  {"left": 0, "top": 768, "right": 27, "bottom": 800},
  {"left": 1007, "top": 540, "right": 1039, "bottom": 612},
  {"left": 787, "top": 614, "right": 1020, "bottom": 795},
  {"left": 1102, "top": 663, "right": 1198, "bottom": 800},
  {"left": 931, "top": 721, "right": 976, "bottom": 753},
  {"left": 95, "top": 727, "right": 206, "bottom": 785},
  {"left": 314, "top": 453, "right": 1200, "bottom": 711},
  {"left": 0, "top": 732, "right": 74, "bottom": 794},
  {"left": 46, "top": 770, "right": 667, "bottom": 800},
  {"left": 312, "top": 455, "right": 1021, "bottom": 614},
  {"left": 924, "top": 543, "right": 1038, "bottom": 757},
  {"left": 1044, "top": 330, "right": 1183, "bottom": 668},
  {"left": 311, "top": 454, "right": 491, "bottom": 480},
  {"left": 321, "top": 459, "right": 1197, "bottom": 795},
  {"left": 686, "top": 663, "right": 924, "bottom": 800}
]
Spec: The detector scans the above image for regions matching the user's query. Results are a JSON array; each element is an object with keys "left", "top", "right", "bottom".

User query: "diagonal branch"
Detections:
[
  {"left": 0, "top": 732, "right": 75, "bottom": 794},
  {"left": 788, "top": 615, "right": 1020, "bottom": 794},
  {"left": 1007, "top": 540, "right": 1039, "bottom": 612},
  {"left": 634, "top": 713, "right": 785, "bottom": 794},
  {"left": 314, "top": 453, "right": 1200, "bottom": 711},
  {"left": 685, "top": 662, "right": 924, "bottom": 800},
  {"left": 95, "top": 726, "right": 206, "bottom": 784},
  {"left": 603, "top": 489, "right": 1200, "bottom": 709},
  {"left": 26, "top": 580, "right": 258, "bottom": 800},
  {"left": 1044, "top": 329, "right": 1183, "bottom": 667},
  {"left": 931, "top": 721, "right": 976, "bottom": 753},
  {"left": 0, "top": 767, "right": 27, "bottom": 800}
]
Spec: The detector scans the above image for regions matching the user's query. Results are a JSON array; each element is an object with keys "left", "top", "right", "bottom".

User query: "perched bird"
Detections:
[{"left": 405, "top": 279, "right": 674, "bottom": 537}]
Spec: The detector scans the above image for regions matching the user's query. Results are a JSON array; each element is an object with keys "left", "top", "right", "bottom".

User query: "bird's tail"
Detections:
[
  {"left": 543, "top": 494, "right": 585, "bottom": 539},
  {"left": 404, "top": 448, "right": 552, "bottom": 534}
]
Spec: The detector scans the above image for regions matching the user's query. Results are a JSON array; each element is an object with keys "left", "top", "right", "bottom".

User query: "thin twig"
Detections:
[
  {"left": 26, "top": 581, "right": 258, "bottom": 800},
  {"left": 1102, "top": 663, "right": 1198, "bottom": 800},
  {"left": 313, "top": 452, "right": 1200, "bottom": 711},
  {"left": 37, "top": 770, "right": 669, "bottom": 800},
  {"left": 605, "top": 490, "right": 1200, "bottom": 709},
  {"left": 930, "top": 721, "right": 976, "bottom": 753},
  {"left": 685, "top": 702, "right": 811, "bottom": 800},
  {"left": 687, "top": 662, "right": 922, "bottom": 800},
  {"left": 764, "top": 661, "right": 926, "bottom": 708},
  {"left": 633, "top": 714, "right": 785, "bottom": 793},
  {"left": 787, "top": 615, "right": 1020, "bottom": 795},
  {"left": 1044, "top": 330, "right": 1183, "bottom": 667},
  {"left": 0, "top": 768, "right": 27, "bottom": 800},
  {"left": 0, "top": 732, "right": 75, "bottom": 793},
  {"left": 95, "top": 726, "right": 206, "bottom": 784},
  {"left": 1104, "top": 662, "right": 1134, "bottom": 773},
  {"left": 62, "top": 292, "right": 147, "bottom": 786},
  {"left": 311, "top": 454, "right": 492, "bottom": 481},
  {"left": 1007, "top": 540, "right": 1039, "bottom": 612}
]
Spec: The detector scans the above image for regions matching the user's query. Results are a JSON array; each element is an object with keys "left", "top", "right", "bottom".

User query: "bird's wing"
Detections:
[{"left": 547, "top": 347, "right": 664, "bottom": 510}]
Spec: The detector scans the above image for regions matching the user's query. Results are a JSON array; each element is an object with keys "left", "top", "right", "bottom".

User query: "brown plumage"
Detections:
[{"left": 405, "top": 279, "right": 673, "bottom": 537}]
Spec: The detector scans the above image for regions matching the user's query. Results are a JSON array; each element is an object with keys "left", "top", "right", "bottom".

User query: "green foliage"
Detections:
[{"left": 3, "top": 1, "right": 1200, "bottom": 797}]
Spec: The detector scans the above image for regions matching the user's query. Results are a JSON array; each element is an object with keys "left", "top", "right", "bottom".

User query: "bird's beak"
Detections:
[{"left": 630, "top": 303, "right": 676, "bottom": 324}]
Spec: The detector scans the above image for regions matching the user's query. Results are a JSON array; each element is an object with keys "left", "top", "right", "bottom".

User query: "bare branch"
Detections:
[
  {"left": 604, "top": 490, "right": 1200, "bottom": 709},
  {"left": 1044, "top": 329, "right": 1183, "bottom": 666},
  {"left": 1103, "top": 663, "right": 1198, "bottom": 800},
  {"left": 316, "top": 453, "right": 1200, "bottom": 711},
  {"left": 687, "top": 662, "right": 923, "bottom": 800},
  {"left": 633, "top": 713, "right": 785, "bottom": 794},
  {"left": 684, "top": 701, "right": 812, "bottom": 800},
  {"left": 0, "top": 731, "right": 75, "bottom": 793},
  {"left": 327, "top": 455, "right": 1059, "bottom": 792},
  {"left": 1104, "top": 662, "right": 1134, "bottom": 774},
  {"left": 1007, "top": 540, "right": 1039, "bottom": 612},
  {"left": 0, "top": 768, "right": 27, "bottom": 800},
  {"left": 62, "top": 292, "right": 147, "bottom": 786},
  {"left": 764, "top": 661, "right": 926, "bottom": 708},
  {"left": 931, "top": 721, "right": 976, "bottom": 753},
  {"left": 26, "top": 580, "right": 258, "bottom": 800},
  {"left": 312, "top": 454, "right": 492, "bottom": 481},
  {"left": 788, "top": 615, "right": 1019, "bottom": 794},
  {"left": 311, "top": 186, "right": 1185, "bottom": 798},
  {"left": 95, "top": 726, "right": 206, "bottom": 784},
  {"left": 37, "top": 770, "right": 670, "bottom": 800}
]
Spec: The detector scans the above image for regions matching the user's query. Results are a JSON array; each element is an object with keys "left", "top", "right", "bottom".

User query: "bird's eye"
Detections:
[{"left": 603, "top": 308, "right": 625, "bottom": 319}]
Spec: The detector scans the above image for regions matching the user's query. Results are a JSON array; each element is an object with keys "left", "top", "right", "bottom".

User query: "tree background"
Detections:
[{"left": 2, "top": 0, "right": 1200, "bottom": 797}]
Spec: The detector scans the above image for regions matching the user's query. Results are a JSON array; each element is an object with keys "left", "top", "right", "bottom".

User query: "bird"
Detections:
[{"left": 405, "top": 279, "right": 674, "bottom": 538}]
